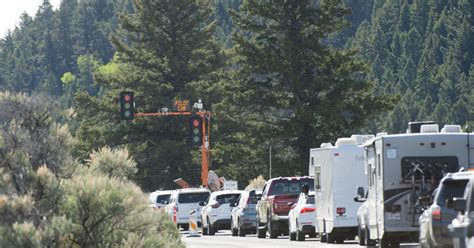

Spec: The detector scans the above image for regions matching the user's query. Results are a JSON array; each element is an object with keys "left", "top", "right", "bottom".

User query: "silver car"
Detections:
[
  {"left": 449, "top": 172, "right": 474, "bottom": 248},
  {"left": 230, "top": 189, "right": 262, "bottom": 237}
]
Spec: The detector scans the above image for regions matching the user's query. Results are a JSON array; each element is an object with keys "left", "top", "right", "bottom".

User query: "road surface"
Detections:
[{"left": 181, "top": 230, "right": 420, "bottom": 248}]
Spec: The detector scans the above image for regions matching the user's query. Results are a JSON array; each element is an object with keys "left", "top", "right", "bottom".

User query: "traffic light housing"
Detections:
[
  {"left": 120, "top": 91, "right": 135, "bottom": 120},
  {"left": 190, "top": 115, "right": 203, "bottom": 147}
]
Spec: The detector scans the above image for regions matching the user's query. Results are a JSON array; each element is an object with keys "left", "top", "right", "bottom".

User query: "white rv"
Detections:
[
  {"left": 311, "top": 134, "right": 374, "bottom": 243},
  {"left": 356, "top": 124, "right": 474, "bottom": 247}
]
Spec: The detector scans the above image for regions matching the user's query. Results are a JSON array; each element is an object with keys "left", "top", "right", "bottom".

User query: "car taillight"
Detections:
[
  {"left": 300, "top": 207, "right": 316, "bottom": 214},
  {"left": 432, "top": 207, "right": 441, "bottom": 221},
  {"left": 336, "top": 207, "right": 346, "bottom": 216},
  {"left": 211, "top": 202, "right": 221, "bottom": 208},
  {"left": 273, "top": 202, "right": 278, "bottom": 210}
]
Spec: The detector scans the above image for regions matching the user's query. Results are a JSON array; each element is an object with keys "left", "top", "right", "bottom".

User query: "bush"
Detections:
[
  {"left": 60, "top": 171, "right": 183, "bottom": 248},
  {"left": 86, "top": 146, "right": 137, "bottom": 180}
]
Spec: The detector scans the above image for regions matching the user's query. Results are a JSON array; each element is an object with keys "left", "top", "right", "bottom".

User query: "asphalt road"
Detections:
[{"left": 181, "top": 230, "right": 420, "bottom": 248}]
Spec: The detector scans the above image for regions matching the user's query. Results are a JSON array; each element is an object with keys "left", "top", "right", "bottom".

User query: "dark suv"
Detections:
[{"left": 419, "top": 172, "right": 470, "bottom": 247}]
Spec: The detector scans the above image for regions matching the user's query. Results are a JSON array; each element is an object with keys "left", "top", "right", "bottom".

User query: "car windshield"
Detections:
[
  {"left": 306, "top": 195, "right": 315, "bottom": 204},
  {"left": 437, "top": 179, "right": 468, "bottom": 207},
  {"left": 178, "top": 192, "right": 210, "bottom": 204},
  {"left": 216, "top": 193, "right": 240, "bottom": 205},
  {"left": 269, "top": 179, "right": 314, "bottom": 196},
  {"left": 156, "top": 194, "right": 171, "bottom": 204}
]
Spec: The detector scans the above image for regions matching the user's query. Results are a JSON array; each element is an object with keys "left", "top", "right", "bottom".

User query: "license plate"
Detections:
[{"left": 387, "top": 213, "right": 401, "bottom": 220}]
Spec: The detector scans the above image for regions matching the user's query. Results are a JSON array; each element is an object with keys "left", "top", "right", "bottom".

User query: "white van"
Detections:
[
  {"left": 311, "top": 135, "right": 373, "bottom": 243},
  {"left": 164, "top": 188, "right": 210, "bottom": 230}
]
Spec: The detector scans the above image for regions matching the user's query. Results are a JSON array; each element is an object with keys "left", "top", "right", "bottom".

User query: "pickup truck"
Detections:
[{"left": 256, "top": 176, "right": 314, "bottom": 239}]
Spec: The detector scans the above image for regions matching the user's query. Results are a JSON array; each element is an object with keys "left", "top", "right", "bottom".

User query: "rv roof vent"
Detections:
[
  {"left": 420, "top": 124, "right": 439, "bottom": 133},
  {"left": 441, "top": 125, "right": 462, "bottom": 133},
  {"left": 335, "top": 138, "right": 357, "bottom": 147},
  {"left": 320, "top": 143, "right": 333, "bottom": 148},
  {"left": 376, "top": 132, "right": 388, "bottom": 137},
  {"left": 351, "top": 135, "right": 375, "bottom": 145}
]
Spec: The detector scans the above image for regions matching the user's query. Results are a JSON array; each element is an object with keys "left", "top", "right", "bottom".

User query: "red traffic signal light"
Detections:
[
  {"left": 190, "top": 115, "right": 202, "bottom": 147},
  {"left": 120, "top": 91, "right": 135, "bottom": 120}
]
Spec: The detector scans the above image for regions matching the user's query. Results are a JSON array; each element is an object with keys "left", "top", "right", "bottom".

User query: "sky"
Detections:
[{"left": 0, "top": 0, "right": 61, "bottom": 38}]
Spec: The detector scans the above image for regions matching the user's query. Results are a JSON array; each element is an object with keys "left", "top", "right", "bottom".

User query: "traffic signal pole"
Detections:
[{"left": 134, "top": 110, "right": 211, "bottom": 187}]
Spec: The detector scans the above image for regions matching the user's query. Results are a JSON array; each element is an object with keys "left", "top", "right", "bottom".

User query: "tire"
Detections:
[
  {"left": 238, "top": 219, "right": 246, "bottom": 237},
  {"left": 181, "top": 224, "right": 189, "bottom": 231},
  {"left": 207, "top": 218, "right": 215, "bottom": 235},
  {"left": 320, "top": 233, "right": 327, "bottom": 242},
  {"left": 327, "top": 232, "right": 336, "bottom": 244},
  {"left": 232, "top": 227, "right": 238, "bottom": 236},
  {"left": 365, "top": 227, "right": 376, "bottom": 246},
  {"left": 358, "top": 226, "right": 366, "bottom": 246},
  {"left": 256, "top": 216, "right": 266, "bottom": 239},
  {"left": 201, "top": 218, "right": 208, "bottom": 235},
  {"left": 288, "top": 221, "right": 295, "bottom": 241},
  {"left": 267, "top": 213, "right": 278, "bottom": 239},
  {"left": 336, "top": 236, "right": 344, "bottom": 244},
  {"left": 296, "top": 229, "right": 305, "bottom": 241},
  {"left": 268, "top": 220, "right": 279, "bottom": 239}
]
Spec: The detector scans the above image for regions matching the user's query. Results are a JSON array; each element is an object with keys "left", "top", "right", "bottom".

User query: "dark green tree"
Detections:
[
  {"left": 75, "top": 0, "right": 224, "bottom": 190},
  {"left": 223, "top": 0, "right": 394, "bottom": 177}
]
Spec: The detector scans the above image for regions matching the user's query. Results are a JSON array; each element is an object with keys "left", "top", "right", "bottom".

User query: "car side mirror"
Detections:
[
  {"left": 353, "top": 196, "right": 366, "bottom": 203},
  {"left": 199, "top": 201, "right": 206, "bottom": 206},
  {"left": 453, "top": 198, "right": 466, "bottom": 213},
  {"left": 357, "top": 187, "right": 365, "bottom": 198},
  {"left": 287, "top": 202, "right": 294, "bottom": 207},
  {"left": 230, "top": 203, "right": 237, "bottom": 207}
]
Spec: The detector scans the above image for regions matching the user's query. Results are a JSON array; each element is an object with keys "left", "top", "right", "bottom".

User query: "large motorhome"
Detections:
[
  {"left": 311, "top": 134, "right": 374, "bottom": 243},
  {"left": 356, "top": 123, "right": 474, "bottom": 247}
]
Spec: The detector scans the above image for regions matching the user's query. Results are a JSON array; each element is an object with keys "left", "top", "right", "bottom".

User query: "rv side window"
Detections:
[
  {"left": 315, "top": 166, "right": 321, "bottom": 190},
  {"left": 311, "top": 157, "right": 314, "bottom": 166}
]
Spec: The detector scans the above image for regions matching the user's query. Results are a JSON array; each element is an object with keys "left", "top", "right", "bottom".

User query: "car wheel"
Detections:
[
  {"left": 207, "top": 218, "right": 215, "bottom": 235},
  {"left": 320, "top": 233, "right": 327, "bottom": 242},
  {"left": 358, "top": 225, "right": 366, "bottom": 246},
  {"left": 365, "top": 226, "right": 376, "bottom": 246},
  {"left": 256, "top": 216, "right": 266, "bottom": 239},
  {"left": 288, "top": 221, "right": 296, "bottom": 241},
  {"left": 232, "top": 226, "right": 238, "bottom": 236},
  {"left": 296, "top": 229, "right": 305, "bottom": 241},
  {"left": 335, "top": 236, "right": 344, "bottom": 244},
  {"left": 267, "top": 213, "right": 278, "bottom": 239},
  {"left": 238, "top": 219, "right": 246, "bottom": 237},
  {"left": 327, "top": 232, "right": 336, "bottom": 243},
  {"left": 201, "top": 218, "right": 208, "bottom": 235}
]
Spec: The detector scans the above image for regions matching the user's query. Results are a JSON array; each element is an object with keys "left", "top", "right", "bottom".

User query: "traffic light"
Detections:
[
  {"left": 190, "top": 115, "right": 203, "bottom": 147},
  {"left": 120, "top": 91, "right": 134, "bottom": 120}
]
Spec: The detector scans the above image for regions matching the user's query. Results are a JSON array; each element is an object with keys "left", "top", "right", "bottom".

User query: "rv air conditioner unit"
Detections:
[
  {"left": 335, "top": 138, "right": 357, "bottom": 147},
  {"left": 441, "top": 125, "right": 462, "bottom": 133},
  {"left": 320, "top": 143, "right": 333, "bottom": 148},
  {"left": 420, "top": 124, "right": 439, "bottom": 133},
  {"left": 351, "top": 135, "right": 375, "bottom": 145}
]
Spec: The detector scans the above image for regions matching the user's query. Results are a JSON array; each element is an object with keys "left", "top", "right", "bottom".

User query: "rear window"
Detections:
[
  {"left": 156, "top": 194, "right": 171, "bottom": 204},
  {"left": 437, "top": 179, "right": 468, "bottom": 207},
  {"left": 216, "top": 194, "right": 240, "bottom": 205},
  {"left": 178, "top": 192, "right": 210, "bottom": 204},
  {"left": 248, "top": 193, "right": 262, "bottom": 204},
  {"left": 306, "top": 195, "right": 315, "bottom": 204},
  {"left": 269, "top": 179, "right": 314, "bottom": 196}
]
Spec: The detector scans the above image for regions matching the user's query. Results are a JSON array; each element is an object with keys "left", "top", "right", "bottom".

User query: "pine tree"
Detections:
[
  {"left": 76, "top": 0, "right": 224, "bottom": 190},
  {"left": 228, "top": 0, "right": 395, "bottom": 176}
]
